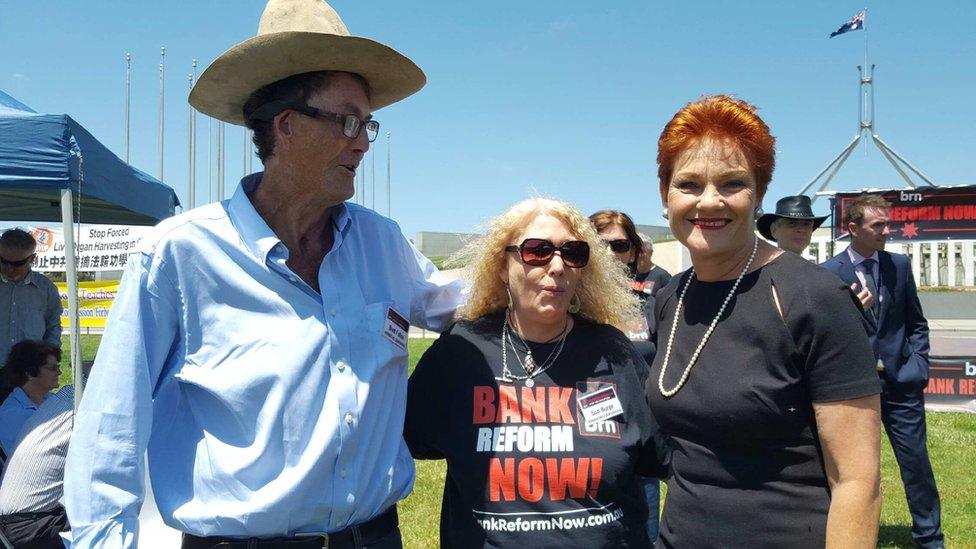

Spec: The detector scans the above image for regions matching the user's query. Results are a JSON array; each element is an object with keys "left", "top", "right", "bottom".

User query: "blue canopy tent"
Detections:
[{"left": 0, "top": 90, "right": 180, "bottom": 405}]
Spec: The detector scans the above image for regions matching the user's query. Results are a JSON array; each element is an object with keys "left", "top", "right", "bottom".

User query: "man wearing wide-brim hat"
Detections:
[
  {"left": 64, "top": 1, "right": 465, "bottom": 547},
  {"left": 757, "top": 195, "right": 829, "bottom": 255}
]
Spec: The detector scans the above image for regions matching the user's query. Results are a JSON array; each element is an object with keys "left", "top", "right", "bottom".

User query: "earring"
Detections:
[
  {"left": 661, "top": 209, "right": 669, "bottom": 220},
  {"left": 506, "top": 286, "right": 514, "bottom": 309},
  {"left": 754, "top": 206, "right": 763, "bottom": 219},
  {"left": 568, "top": 294, "right": 581, "bottom": 314}
]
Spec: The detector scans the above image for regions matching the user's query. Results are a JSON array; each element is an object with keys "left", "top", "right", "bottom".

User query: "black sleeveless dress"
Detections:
[{"left": 646, "top": 252, "right": 880, "bottom": 549}]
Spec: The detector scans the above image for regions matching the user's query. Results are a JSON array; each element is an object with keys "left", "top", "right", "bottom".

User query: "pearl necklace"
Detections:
[{"left": 658, "top": 238, "right": 759, "bottom": 398}]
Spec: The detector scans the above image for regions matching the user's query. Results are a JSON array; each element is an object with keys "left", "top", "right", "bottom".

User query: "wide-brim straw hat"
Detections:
[{"left": 189, "top": 0, "right": 426, "bottom": 126}]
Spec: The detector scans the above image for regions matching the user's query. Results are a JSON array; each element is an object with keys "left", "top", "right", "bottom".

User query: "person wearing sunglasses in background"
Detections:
[
  {"left": 588, "top": 210, "right": 664, "bottom": 543},
  {"left": 0, "top": 229, "right": 62, "bottom": 369},
  {"left": 405, "top": 198, "right": 668, "bottom": 548}
]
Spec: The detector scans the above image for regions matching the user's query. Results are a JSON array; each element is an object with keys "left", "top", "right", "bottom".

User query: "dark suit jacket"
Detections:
[{"left": 821, "top": 250, "right": 930, "bottom": 391}]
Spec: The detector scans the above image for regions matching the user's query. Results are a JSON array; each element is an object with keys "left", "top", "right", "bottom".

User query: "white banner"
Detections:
[{"left": 25, "top": 224, "right": 152, "bottom": 272}]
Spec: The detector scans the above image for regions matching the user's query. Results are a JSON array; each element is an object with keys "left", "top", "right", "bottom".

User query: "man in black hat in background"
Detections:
[{"left": 757, "top": 195, "right": 829, "bottom": 255}]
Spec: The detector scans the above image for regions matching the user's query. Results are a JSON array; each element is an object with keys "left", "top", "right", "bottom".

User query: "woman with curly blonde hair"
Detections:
[{"left": 405, "top": 197, "right": 667, "bottom": 548}]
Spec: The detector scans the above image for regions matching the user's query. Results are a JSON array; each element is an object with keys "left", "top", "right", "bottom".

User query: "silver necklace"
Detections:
[
  {"left": 658, "top": 238, "right": 759, "bottom": 398},
  {"left": 507, "top": 314, "right": 566, "bottom": 374},
  {"left": 498, "top": 315, "right": 569, "bottom": 387}
]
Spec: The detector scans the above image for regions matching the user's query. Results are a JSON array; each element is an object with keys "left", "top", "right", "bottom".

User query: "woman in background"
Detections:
[{"left": 590, "top": 209, "right": 663, "bottom": 543}]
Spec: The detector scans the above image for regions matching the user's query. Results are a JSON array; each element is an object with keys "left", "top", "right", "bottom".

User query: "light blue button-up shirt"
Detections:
[{"left": 64, "top": 174, "right": 465, "bottom": 547}]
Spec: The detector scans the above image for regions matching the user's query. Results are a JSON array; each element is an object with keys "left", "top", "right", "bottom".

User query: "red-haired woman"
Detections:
[{"left": 647, "top": 96, "right": 882, "bottom": 548}]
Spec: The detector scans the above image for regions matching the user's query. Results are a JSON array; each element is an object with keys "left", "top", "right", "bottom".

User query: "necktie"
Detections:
[{"left": 862, "top": 258, "right": 880, "bottom": 318}]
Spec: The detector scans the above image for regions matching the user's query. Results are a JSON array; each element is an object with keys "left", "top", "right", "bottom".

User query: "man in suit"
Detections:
[{"left": 821, "top": 193, "right": 943, "bottom": 548}]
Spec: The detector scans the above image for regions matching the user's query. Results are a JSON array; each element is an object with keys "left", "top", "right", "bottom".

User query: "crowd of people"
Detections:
[{"left": 0, "top": 0, "right": 947, "bottom": 548}]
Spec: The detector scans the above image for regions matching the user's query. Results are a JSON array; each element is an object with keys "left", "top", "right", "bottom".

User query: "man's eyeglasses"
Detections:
[
  {"left": 602, "top": 239, "right": 632, "bottom": 254},
  {"left": 246, "top": 100, "right": 380, "bottom": 142},
  {"left": 0, "top": 254, "right": 35, "bottom": 267},
  {"left": 505, "top": 238, "right": 589, "bottom": 268}
]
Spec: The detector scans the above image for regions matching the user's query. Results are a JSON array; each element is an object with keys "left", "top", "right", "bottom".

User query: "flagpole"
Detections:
[
  {"left": 862, "top": 7, "right": 869, "bottom": 155},
  {"left": 158, "top": 47, "right": 165, "bottom": 182},
  {"left": 358, "top": 153, "right": 365, "bottom": 205},
  {"left": 191, "top": 60, "right": 198, "bottom": 206},
  {"left": 207, "top": 117, "right": 213, "bottom": 203},
  {"left": 863, "top": 8, "right": 868, "bottom": 74},
  {"left": 386, "top": 131, "right": 391, "bottom": 217},
  {"left": 371, "top": 144, "right": 376, "bottom": 210},
  {"left": 188, "top": 72, "right": 194, "bottom": 209},
  {"left": 124, "top": 52, "right": 131, "bottom": 164}
]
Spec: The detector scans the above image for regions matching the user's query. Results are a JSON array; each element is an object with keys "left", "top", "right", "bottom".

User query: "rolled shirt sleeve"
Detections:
[{"left": 64, "top": 252, "right": 181, "bottom": 548}]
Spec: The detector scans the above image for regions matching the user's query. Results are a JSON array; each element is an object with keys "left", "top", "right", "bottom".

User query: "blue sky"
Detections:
[{"left": 2, "top": 1, "right": 974, "bottom": 240}]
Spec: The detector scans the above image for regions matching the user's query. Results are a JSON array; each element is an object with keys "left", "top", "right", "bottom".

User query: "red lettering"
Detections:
[
  {"left": 589, "top": 458, "right": 603, "bottom": 497},
  {"left": 959, "top": 379, "right": 975, "bottom": 395},
  {"left": 473, "top": 386, "right": 496, "bottom": 424},
  {"left": 520, "top": 387, "right": 547, "bottom": 422},
  {"left": 497, "top": 386, "right": 521, "bottom": 423},
  {"left": 924, "top": 378, "right": 955, "bottom": 395},
  {"left": 943, "top": 205, "right": 976, "bottom": 221},
  {"left": 517, "top": 458, "right": 545, "bottom": 502},
  {"left": 545, "top": 458, "right": 589, "bottom": 500},
  {"left": 548, "top": 387, "right": 575, "bottom": 424},
  {"left": 489, "top": 458, "right": 516, "bottom": 502}
]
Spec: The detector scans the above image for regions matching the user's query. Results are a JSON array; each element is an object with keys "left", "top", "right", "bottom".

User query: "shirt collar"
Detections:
[
  {"left": 226, "top": 172, "right": 353, "bottom": 263},
  {"left": 10, "top": 386, "right": 41, "bottom": 411},
  {"left": 846, "top": 246, "right": 879, "bottom": 267},
  {"left": 0, "top": 270, "right": 38, "bottom": 286}
]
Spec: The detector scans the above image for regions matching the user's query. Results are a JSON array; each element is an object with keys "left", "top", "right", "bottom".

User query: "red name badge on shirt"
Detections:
[
  {"left": 577, "top": 385, "right": 624, "bottom": 424},
  {"left": 384, "top": 307, "right": 409, "bottom": 350}
]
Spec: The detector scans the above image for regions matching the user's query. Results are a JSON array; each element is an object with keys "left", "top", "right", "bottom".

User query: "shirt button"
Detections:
[
  {"left": 344, "top": 412, "right": 354, "bottom": 425},
  {"left": 336, "top": 361, "right": 346, "bottom": 372},
  {"left": 289, "top": 276, "right": 297, "bottom": 283},
  {"left": 340, "top": 469, "right": 347, "bottom": 478},
  {"left": 329, "top": 308, "right": 337, "bottom": 316}
]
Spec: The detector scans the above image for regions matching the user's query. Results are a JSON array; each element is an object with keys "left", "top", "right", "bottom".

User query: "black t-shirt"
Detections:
[
  {"left": 646, "top": 252, "right": 880, "bottom": 549},
  {"left": 636, "top": 266, "right": 672, "bottom": 298},
  {"left": 624, "top": 287, "right": 656, "bottom": 368},
  {"left": 405, "top": 314, "right": 666, "bottom": 549}
]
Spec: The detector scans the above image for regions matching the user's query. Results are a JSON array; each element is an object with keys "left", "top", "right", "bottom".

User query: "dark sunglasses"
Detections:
[
  {"left": 602, "top": 239, "right": 632, "bottom": 253},
  {"left": 0, "top": 253, "right": 35, "bottom": 267},
  {"left": 505, "top": 238, "right": 589, "bottom": 268}
]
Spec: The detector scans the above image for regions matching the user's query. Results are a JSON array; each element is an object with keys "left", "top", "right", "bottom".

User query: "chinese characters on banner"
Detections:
[{"left": 26, "top": 224, "right": 152, "bottom": 272}]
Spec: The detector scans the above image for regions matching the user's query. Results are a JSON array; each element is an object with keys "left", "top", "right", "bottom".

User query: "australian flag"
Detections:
[{"left": 830, "top": 10, "right": 866, "bottom": 38}]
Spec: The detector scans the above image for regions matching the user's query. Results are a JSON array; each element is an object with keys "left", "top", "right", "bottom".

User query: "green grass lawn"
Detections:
[{"left": 63, "top": 336, "right": 976, "bottom": 547}]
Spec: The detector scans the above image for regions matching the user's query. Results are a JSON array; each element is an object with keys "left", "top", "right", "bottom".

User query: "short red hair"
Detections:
[{"left": 657, "top": 95, "right": 776, "bottom": 199}]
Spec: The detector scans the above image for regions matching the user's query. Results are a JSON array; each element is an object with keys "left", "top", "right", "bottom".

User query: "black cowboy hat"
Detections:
[{"left": 757, "top": 195, "right": 829, "bottom": 241}]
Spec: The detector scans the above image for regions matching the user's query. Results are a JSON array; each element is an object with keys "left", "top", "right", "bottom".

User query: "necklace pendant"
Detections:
[
  {"left": 525, "top": 378, "right": 535, "bottom": 388},
  {"left": 524, "top": 354, "right": 536, "bottom": 374}
]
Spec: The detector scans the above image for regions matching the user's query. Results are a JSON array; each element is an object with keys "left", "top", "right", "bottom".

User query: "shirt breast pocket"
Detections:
[
  {"left": 358, "top": 301, "right": 410, "bottom": 378},
  {"left": 25, "top": 306, "right": 46, "bottom": 338}
]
